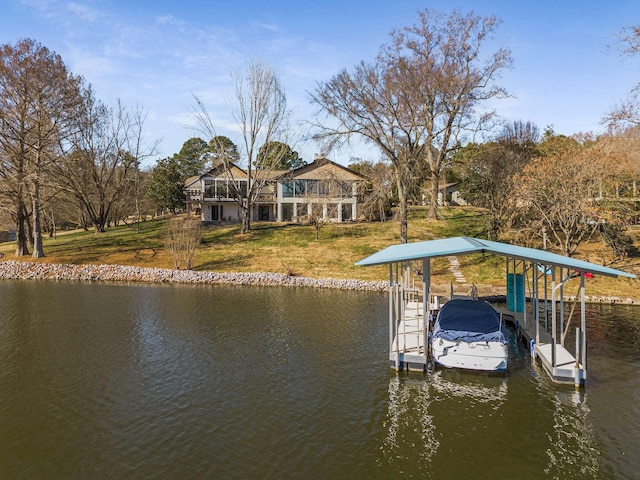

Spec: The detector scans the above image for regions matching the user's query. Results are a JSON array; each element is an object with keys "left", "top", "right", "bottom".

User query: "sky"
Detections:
[{"left": 2, "top": 0, "right": 640, "bottom": 168}]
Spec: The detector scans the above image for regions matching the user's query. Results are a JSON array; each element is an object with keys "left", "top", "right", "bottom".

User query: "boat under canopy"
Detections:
[
  {"left": 433, "top": 299, "right": 507, "bottom": 344},
  {"left": 355, "top": 236, "right": 637, "bottom": 385},
  {"left": 432, "top": 299, "right": 509, "bottom": 372}
]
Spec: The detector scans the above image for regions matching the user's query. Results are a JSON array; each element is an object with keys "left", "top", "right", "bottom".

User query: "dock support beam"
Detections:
[
  {"left": 581, "top": 273, "right": 587, "bottom": 372},
  {"left": 551, "top": 266, "right": 557, "bottom": 368},
  {"left": 389, "top": 264, "right": 398, "bottom": 370},
  {"left": 423, "top": 258, "right": 430, "bottom": 365}
]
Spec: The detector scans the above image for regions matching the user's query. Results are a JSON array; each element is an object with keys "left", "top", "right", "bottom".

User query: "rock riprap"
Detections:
[{"left": 0, "top": 260, "right": 388, "bottom": 292}]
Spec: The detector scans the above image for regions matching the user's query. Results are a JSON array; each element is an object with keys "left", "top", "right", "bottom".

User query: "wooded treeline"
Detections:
[
  {"left": 0, "top": 39, "right": 157, "bottom": 258},
  {"left": 2, "top": 9, "right": 640, "bottom": 262}
]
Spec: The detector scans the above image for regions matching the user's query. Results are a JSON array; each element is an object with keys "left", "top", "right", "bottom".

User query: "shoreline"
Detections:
[
  {"left": 0, "top": 260, "right": 637, "bottom": 305},
  {"left": 0, "top": 260, "right": 389, "bottom": 292}
]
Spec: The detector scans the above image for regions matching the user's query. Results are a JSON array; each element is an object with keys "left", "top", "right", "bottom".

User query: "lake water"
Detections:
[{"left": 0, "top": 280, "right": 638, "bottom": 479}]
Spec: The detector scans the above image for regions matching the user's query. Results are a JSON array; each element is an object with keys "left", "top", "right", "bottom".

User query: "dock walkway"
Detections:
[
  {"left": 390, "top": 301, "right": 429, "bottom": 371},
  {"left": 497, "top": 308, "right": 585, "bottom": 385}
]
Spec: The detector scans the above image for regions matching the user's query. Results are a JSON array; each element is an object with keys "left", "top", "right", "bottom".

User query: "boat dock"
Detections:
[
  {"left": 356, "top": 236, "right": 636, "bottom": 386},
  {"left": 389, "top": 299, "right": 433, "bottom": 371},
  {"left": 498, "top": 308, "right": 586, "bottom": 385}
]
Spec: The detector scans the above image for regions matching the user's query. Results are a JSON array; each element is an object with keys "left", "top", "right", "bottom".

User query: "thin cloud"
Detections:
[
  {"left": 66, "top": 1, "right": 104, "bottom": 22},
  {"left": 7, "top": 0, "right": 640, "bottom": 165},
  {"left": 255, "top": 22, "right": 280, "bottom": 33}
]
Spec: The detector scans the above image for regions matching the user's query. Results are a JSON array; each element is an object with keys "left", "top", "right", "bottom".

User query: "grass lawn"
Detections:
[{"left": 1, "top": 206, "right": 639, "bottom": 298}]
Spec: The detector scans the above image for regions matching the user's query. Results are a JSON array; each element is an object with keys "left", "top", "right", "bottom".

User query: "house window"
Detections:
[
  {"left": 258, "top": 205, "right": 270, "bottom": 221},
  {"left": 342, "top": 204, "right": 352, "bottom": 221},
  {"left": 204, "top": 180, "right": 215, "bottom": 198},
  {"left": 282, "top": 182, "right": 294, "bottom": 198},
  {"left": 306, "top": 180, "right": 318, "bottom": 195},
  {"left": 217, "top": 181, "right": 229, "bottom": 198},
  {"left": 318, "top": 180, "right": 330, "bottom": 197},
  {"left": 211, "top": 205, "right": 223, "bottom": 221},
  {"left": 238, "top": 180, "right": 248, "bottom": 198},
  {"left": 282, "top": 204, "right": 293, "bottom": 221},
  {"left": 338, "top": 181, "right": 351, "bottom": 198}
]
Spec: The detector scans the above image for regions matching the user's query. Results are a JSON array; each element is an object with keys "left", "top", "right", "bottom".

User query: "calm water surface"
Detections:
[{"left": 0, "top": 281, "right": 638, "bottom": 479}]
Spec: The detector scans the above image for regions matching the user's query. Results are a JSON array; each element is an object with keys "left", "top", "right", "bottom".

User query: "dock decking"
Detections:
[
  {"left": 498, "top": 308, "right": 586, "bottom": 386},
  {"left": 390, "top": 301, "right": 428, "bottom": 371}
]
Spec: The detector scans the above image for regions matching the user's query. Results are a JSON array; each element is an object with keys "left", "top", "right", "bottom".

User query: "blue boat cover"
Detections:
[{"left": 432, "top": 299, "right": 507, "bottom": 344}]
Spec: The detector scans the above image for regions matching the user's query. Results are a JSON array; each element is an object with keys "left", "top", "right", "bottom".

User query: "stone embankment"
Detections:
[
  {"left": 0, "top": 260, "right": 389, "bottom": 292},
  {"left": 0, "top": 260, "right": 637, "bottom": 304}
]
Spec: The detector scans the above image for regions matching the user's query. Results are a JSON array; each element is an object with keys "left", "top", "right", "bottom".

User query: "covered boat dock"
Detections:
[{"left": 356, "top": 236, "right": 636, "bottom": 386}]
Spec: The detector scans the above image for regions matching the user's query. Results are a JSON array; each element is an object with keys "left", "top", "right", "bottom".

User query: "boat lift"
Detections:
[{"left": 356, "top": 236, "right": 636, "bottom": 386}]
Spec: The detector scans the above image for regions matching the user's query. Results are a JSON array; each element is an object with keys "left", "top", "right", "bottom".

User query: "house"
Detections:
[
  {"left": 437, "top": 182, "right": 468, "bottom": 206},
  {"left": 184, "top": 155, "right": 366, "bottom": 223},
  {"left": 418, "top": 181, "right": 468, "bottom": 207}
]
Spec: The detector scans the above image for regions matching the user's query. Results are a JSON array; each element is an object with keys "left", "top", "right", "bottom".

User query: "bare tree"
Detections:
[
  {"left": 459, "top": 120, "right": 539, "bottom": 240},
  {"left": 498, "top": 120, "right": 540, "bottom": 146},
  {"left": 513, "top": 140, "right": 618, "bottom": 256},
  {"left": 459, "top": 142, "right": 521, "bottom": 240},
  {"left": 193, "top": 60, "right": 290, "bottom": 233},
  {"left": 53, "top": 94, "right": 153, "bottom": 233},
  {"left": 305, "top": 202, "right": 334, "bottom": 241},
  {"left": 0, "top": 38, "right": 84, "bottom": 257},
  {"left": 122, "top": 106, "right": 159, "bottom": 233},
  {"left": 311, "top": 9, "right": 511, "bottom": 242},
  {"left": 349, "top": 160, "right": 395, "bottom": 221},
  {"left": 604, "top": 26, "right": 640, "bottom": 132},
  {"left": 614, "top": 25, "right": 640, "bottom": 55},
  {"left": 394, "top": 10, "right": 512, "bottom": 222},
  {"left": 311, "top": 58, "right": 421, "bottom": 243},
  {"left": 164, "top": 216, "right": 201, "bottom": 269}
]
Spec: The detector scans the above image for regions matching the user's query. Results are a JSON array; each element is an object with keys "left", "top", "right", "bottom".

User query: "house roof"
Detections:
[
  {"left": 183, "top": 156, "right": 364, "bottom": 187},
  {"left": 184, "top": 175, "right": 200, "bottom": 189},
  {"left": 259, "top": 169, "right": 289, "bottom": 180},
  {"left": 439, "top": 182, "right": 459, "bottom": 191},
  {"left": 184, "top": 161, "right": 248, "bottom": 188},
  {"left": 355, "top": 236, "right": 636, "bottom": 279},
  {"left": 285, "top": 156, "right": 366, "bottom": 180}
]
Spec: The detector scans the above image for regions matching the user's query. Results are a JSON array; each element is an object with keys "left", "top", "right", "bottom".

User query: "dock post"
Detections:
[
  {"left": 389, "top": 264, "right": 398, "bottom": 370},
  {"left": 559, "top": 268, "right": 565, "bottom": 348},
  {"left": 544, "top": 270, "right": 549, "bottom": 331},
  {"left": 575, "top": 328, "right": 582, "bottom": 387},
  {"left": 530, "top": 339, "right": 535, "bottom": 365},
  {"left": 423, "top": 258, "right": 430, "bottom": 366},
  {"left": 575, "top": 327, "right": 581, "bottom": 368},
  {"left": 532, "top": 263, "right": 540, "bottom": 343},
  {"left": 580, "top": 273, "right": 587, "bottom": 373},
  {"left": 551, "top": 266, "right": 557, "bottom": 368},
  {"left": 583, "top": 331, "right": 587, "bottom": 371}
]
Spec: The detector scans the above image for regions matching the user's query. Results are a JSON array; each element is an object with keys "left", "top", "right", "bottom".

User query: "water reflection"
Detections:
[
  {"left": 430, "top": 370, "right": 508, "bottom": 403},
  {"left": 379, "top": 355, "right": 611, "bottom": 479},
  {"left": 383, "top": 375, "right": 439, "bottom": 462},
  {"left": 380, "top": 371, "right": 509, "bottom": 474},
  {"left": 1, "top": 281, "right": 639, "bottom": 479},
  {"left": 544, "top": 389, "right": 599, "bottom": 479}
]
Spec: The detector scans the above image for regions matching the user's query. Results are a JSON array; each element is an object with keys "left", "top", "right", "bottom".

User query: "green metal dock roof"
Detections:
[{"left": 355, "top": 236, "right": 636, "bottom": 279}]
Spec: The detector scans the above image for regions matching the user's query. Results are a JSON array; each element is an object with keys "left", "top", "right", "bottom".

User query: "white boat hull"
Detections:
[{"left": 431, "top": 337, "right": 508, "bottom": 372}]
